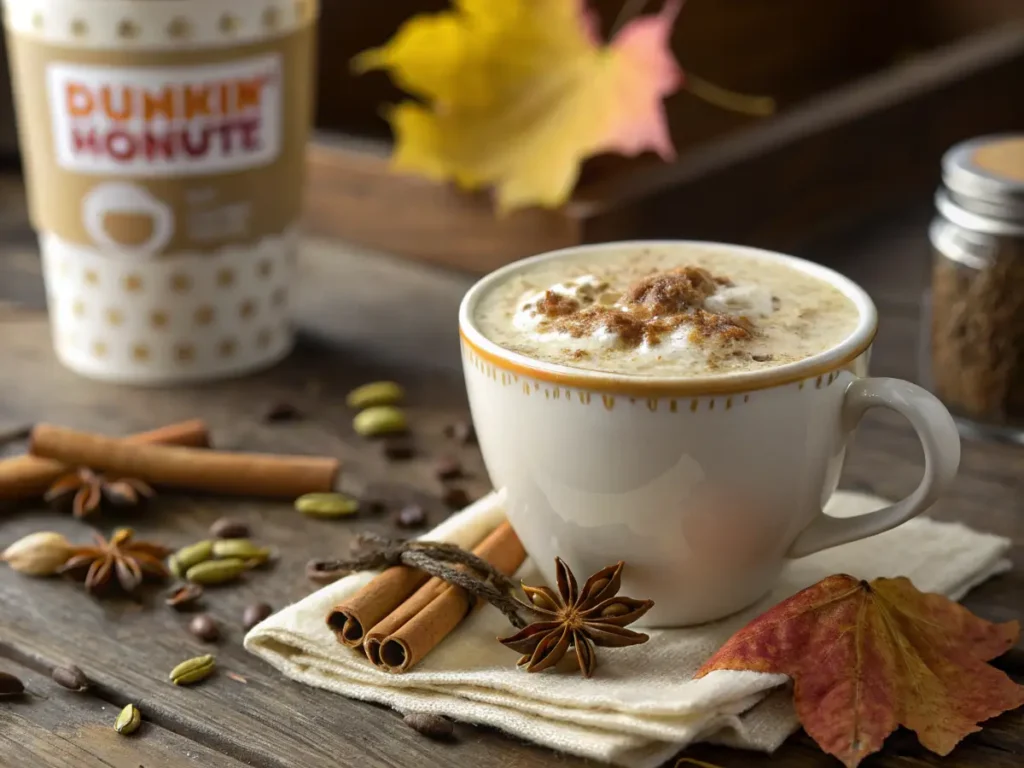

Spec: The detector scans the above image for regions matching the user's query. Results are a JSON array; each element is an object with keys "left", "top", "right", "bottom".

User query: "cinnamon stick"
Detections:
[
  {"left": 375, "top": 521, "right": 525, "bottom": 673},
  {"left": 327, "top": 566, "right": 432, "bottom": 648},
  {"left": 326, "top": 491, "right": 508, "bottom": 649},
  {"left": 30, "top": 424, "right": 339, "bottom": 498},
  {"left": 362, "top": 577, "right": 450, "bottom": 664},
  {"left": 0, "top": 419, "right": 210, "bottom": 501}
]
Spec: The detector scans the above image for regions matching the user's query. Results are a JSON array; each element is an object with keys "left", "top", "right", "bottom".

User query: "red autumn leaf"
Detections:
[{"left": 695, "top": 574, "right": 1024, "bottom": 767}]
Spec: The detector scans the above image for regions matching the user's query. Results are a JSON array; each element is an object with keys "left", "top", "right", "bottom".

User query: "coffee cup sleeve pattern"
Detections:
[
  {"left": 42, "top": 228, "right": 297, "bottom": 384},
  {"left": 3, "top": 0, "right": 317, "bottom": 48}
]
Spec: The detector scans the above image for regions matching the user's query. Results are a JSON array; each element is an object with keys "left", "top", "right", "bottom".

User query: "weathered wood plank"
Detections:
[{"left": 0, "top": 655, "right": 251, "bottom": 768}]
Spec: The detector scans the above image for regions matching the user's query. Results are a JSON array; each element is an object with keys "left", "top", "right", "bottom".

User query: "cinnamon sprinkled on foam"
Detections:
[
  {"left": 533, "top": 267, "right": 753, "bottom": 350},
  {"left": 535, "top": 291, "right": 582, "bottom": 317},
  {"left": 482, "top": 247, "right": 860, "bottom": 377},
  {"left": 624, "top": 267, "right": 720, "bottom": 316}
]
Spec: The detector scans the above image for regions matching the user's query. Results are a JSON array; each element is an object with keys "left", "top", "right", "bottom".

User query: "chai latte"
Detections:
[{"left": 474, "top": 246, "right": 860, "bottom": 377}]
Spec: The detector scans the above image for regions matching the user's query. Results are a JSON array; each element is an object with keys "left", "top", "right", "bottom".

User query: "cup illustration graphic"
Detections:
[
  {"left": 83, "top": 182, "right": 174, "bottom": 258},
  {"left": 3, "top": 0, "right": 318, "bottom": 384}
]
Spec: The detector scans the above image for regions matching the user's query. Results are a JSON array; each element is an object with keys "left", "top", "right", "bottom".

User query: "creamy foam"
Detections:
[{"left": 473, "top": 246, "right": 860, "bottom": 377}]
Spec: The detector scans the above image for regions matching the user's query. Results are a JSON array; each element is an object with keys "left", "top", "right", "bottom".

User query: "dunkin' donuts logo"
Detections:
[{"left": 46, "top": 55, "right": 282, "bottom": 176}]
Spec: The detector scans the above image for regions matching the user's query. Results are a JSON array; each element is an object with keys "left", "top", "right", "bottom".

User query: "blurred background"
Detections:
[
  {"left": 1, "top": 0, "right": 1023, "bottom": 272},
  {"left": 1, "top": 0, "right": 1024, "bottom": 424}
]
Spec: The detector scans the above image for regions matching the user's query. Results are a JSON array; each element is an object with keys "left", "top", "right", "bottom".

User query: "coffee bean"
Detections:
[
  {"left": 187, "top": 614, "right": 220, "bottom": 643},
  {"left": 0, "top": 672, "right": 24, "bottom": 697},
  {"left": 441, "top": 487, "right": 471, "bottom": 509},
  {"left": 242, "top": 602, "right": 273, "bottom": 631},
  {"left": 51, "top": 664, "right": 89, "bottom": 692},
  {"left": 403, "top": 713, "right": 454, "bottom": 740},
  {"left": 209, "top": 517, "right": 250, "bottom": 539},
  {"left": 361, "top": 497, "right": 388, "bottom": 515},
  {"left": 396, "top": 504, "right": 427, "bottom": 529},
  {"left": 262, "top": 401, "right": 303, "bottom": 423},
  {"left": 382, "top": 437, "right": 415, "bottom": 461},
  {"left": 165, "top": 583, "right": 204, "bottom": 611},
  {"left": 444, "top": 420, "right": 476, "bottom": 445},
  {"left": 306, "top": 560, "right": 347, "bottom": 585},
  {"left": 433, "top": 456, "right": 462, "bottom": 481}
]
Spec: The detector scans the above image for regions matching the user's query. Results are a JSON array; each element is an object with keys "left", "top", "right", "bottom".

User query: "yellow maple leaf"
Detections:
[{"left": 354, "top": 0, "right": 683, "bottom": 213}]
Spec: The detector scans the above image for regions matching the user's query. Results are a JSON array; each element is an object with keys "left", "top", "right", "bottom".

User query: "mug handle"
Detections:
[{"left": 787, "top": 377, "right": 960, "bottom": 558}]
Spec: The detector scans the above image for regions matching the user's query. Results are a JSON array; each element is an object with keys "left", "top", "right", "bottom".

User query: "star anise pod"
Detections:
[
  {"left": 499, "top": 558, "right": 654, "bottom": 678},
  {"left": 45, "top": 468, "right": 154, "bottom": 519},
  {"left": 59, "top": 528, "right": 171, "bottom": 594}
]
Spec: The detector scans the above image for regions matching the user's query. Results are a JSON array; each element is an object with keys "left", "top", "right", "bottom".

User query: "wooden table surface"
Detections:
[{"left": 0, "top": 174, "right": 1021, "bottom": 768}]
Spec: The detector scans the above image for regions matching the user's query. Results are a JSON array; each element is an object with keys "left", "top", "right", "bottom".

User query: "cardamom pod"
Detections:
[
  {"left": 1, "top": 531, "right": 73, "bottom": 576},
  {"left": 185, "top": 557, "right": 248, "bottom": 585},
  {"left": 294, "top": 492, "right": 360, "bottom": 518},
  {"left": 211, "top": 539, "right": 271, "bottom": 561},
  {"left": 353, "top": 406, "right": 407, "bottom": 437},
  {"left": 169, "top": 540, "right": 214, "bottom": 579},
  {"left": 346, "top": 381, "right": 404, "bottom": 409},
  {"left": 115, "top": 703, "right": 141, "bottom": 734},
  {"left": 243, "top": 553, "right": 272, "bottom": 569},
  {"left": 168, "top": 555, "right": 184, "bottom": 579},
  {"left": 169, "top": 654, "right": 215, "bottom": 686}
]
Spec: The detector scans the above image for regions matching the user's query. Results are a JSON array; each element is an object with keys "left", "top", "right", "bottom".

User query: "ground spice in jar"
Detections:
[{"left": 929, "top": 135, "right": 1024, "bottom": 438}]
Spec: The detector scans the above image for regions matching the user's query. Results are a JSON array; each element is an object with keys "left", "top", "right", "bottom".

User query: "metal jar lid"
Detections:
[{"left": 938, "top": 134, "right": 1024, "bottom": 235}]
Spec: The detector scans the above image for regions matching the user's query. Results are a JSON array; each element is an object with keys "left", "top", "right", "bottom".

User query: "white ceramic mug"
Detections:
[{"left": 459, "top": 241, "right": 960, "bottom": 627}]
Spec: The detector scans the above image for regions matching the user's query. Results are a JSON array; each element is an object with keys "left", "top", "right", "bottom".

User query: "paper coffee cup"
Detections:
[{"left": 3, "top": 0, "right": 318, "bottom": 384}]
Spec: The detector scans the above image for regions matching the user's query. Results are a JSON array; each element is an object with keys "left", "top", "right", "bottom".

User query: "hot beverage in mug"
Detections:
[{"left": 460, "top": 242, "right": 960, "bottom": 626}]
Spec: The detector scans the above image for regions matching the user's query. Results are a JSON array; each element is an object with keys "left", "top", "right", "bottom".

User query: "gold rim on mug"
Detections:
[{"left": 458, "top": 241, "right": 879, "bottom": 398}]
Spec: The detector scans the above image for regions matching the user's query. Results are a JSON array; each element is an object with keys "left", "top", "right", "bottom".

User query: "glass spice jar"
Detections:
[{"left": 929, "top": 134, "right": 1024, "bottom": 442}]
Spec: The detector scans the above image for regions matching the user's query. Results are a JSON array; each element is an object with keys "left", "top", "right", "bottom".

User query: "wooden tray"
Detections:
[{"left": 303, "top": 14, "right": 1024, "bottom": 273}]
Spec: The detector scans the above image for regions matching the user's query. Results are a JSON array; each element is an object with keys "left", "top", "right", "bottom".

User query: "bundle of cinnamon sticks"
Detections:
[
  {"left": 327, "top": 518, "right": 525, "bottom": 673},
  {"left": 0, "top": 420, "right": 341, "bottom": 501}
]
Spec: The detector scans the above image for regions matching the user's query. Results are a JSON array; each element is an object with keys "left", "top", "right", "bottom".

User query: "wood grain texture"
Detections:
[
  {"left": 0, "top": 656, "right": 251, "bottom": 768},
  {"left": 0, "top": 177, "right": 1023, "bottom": 766}
]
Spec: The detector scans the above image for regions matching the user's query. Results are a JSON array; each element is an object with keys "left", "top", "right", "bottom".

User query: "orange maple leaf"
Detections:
[{"left": 695, "top": 574, "right": 1024, "bottom": 768}]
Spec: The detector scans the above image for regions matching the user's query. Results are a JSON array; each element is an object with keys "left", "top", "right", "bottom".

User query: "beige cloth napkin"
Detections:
[{"left": 245, "top": 491, "right": 1012, "bottom": 768}]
